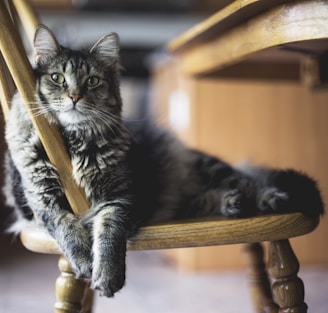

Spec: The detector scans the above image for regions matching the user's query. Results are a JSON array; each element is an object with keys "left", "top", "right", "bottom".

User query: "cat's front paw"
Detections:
[
  {"left": 91, "top": 257, "right": 126, "bottom": 297},
  {"left": 70, "top": 249, "right": 92, "bottom": 279},
  {"left": 258, "top": 187, "right": 289, "bottom": 213},
  {"left": 57, "top": 220, "right": 93, "bottom": 279}
]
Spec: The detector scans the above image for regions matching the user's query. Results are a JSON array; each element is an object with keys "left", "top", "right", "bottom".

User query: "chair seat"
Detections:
[{"left": 20, "top": 212, "right": 319, "bottom": 254}]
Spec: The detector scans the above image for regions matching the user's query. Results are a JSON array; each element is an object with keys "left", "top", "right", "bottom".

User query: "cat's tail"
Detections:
[
  {"left": 237, "top": 162, "right": 324, "bottom": 218},
  {"left": 268, "top": 169, "right": 325, "bottom": 218}
]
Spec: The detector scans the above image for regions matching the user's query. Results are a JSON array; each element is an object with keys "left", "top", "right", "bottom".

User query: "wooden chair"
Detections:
[{"left": 0, "top": 1, "right": 321, "bottom": 312}]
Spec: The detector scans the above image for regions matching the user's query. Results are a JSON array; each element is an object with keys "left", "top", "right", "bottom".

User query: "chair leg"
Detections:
[
  {"left": 243, "top": 243, "right": 278, "bottom": 313},
  {"left": 54, "top": 255, "right": 94, "bottom": 313},
  {"left": 81, "top": 282, "right": 94, "bottom": 313},
  {"left": 268, "top": 240, "right": 308, "bottom": 313}
]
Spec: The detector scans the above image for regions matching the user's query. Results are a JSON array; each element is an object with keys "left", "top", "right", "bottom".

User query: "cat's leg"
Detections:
[
  {"left": 193, "top": 175, "right": 257, "bottom": 218},
  {"left": 83, "top": 201, "right": 128, "bottom": 297},
  {"left": 21, "top": 164, "right": 92, "bottom": 278},
  {"left": 8, "top": 150, "right": 92, "bottom": 278},
  {"left": 190, "top": 152, "right": 257, "bottom": 218},
  {"left": 6, "top": 102, "right": 93, "bottom": 278}
]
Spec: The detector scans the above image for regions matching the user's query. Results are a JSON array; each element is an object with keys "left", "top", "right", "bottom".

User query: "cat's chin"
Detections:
[{"left": 58, "top": 110, "right": 88, "bottom": 125}]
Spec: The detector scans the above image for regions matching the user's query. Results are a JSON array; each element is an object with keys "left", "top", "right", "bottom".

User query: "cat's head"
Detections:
[{"left": 33, "top": 25, "right": 122, "bottom": 127}]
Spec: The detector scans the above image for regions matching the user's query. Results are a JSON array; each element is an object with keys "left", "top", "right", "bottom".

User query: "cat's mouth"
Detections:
[
  {"left": 58, "top": 105, "right": 87, "bottom": 124},
  {"left": 65, "top": 106, "right": 82, "bottom": 113}
]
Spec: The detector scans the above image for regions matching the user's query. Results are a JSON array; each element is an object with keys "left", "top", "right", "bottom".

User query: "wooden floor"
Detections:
[{"left": 0, "top": 235, "right": 327, "bottom": 313}]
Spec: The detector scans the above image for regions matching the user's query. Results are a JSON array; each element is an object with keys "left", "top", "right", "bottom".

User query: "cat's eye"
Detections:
[
  {"left": 87, "top": 76, "right": 100, "bottom": 87},
  {"left": 51, "top": 73, "right": 65, "bottom": 84}
]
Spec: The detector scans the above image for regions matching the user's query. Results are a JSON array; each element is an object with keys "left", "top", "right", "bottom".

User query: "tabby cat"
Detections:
[{"left": 3, "top": 25, "right": 324, "bottom": 297}]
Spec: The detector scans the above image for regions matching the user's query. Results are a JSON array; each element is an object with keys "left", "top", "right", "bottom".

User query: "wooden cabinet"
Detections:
[{"left": 151, "top": 58, "right": 328, "bottom": 270}]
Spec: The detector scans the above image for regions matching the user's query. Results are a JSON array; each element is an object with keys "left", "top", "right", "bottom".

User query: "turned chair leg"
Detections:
[
  {"left": 243, "top": 243, "right": 278, "bottom": 313},
  {"left": 55, "top": 255, "right": 94, "bottom": 313},
  {"left": 81, "top": 282, "right": 94, "bottom": 313},
  {"left": 268, "top": 240, "right": 308, "bottom": 313}
]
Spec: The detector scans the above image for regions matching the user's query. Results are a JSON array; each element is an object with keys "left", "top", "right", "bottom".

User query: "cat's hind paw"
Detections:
[
  {"left": 221, "top": 189, "right": 244, "bottom": 217},
  {"left": 258, "top": 187, "right": 289, "bottom": 213},
  {"left": 258, "top": 169, "right": 324, "bottom": 218},
  {"left": 276, "top": 169, "right": 325, "bottom": 217}
]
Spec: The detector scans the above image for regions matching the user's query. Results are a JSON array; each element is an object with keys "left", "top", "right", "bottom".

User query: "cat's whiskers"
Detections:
[
  {"left": 81, "top": 105, "right": 124, "bottom": 137},
  {"left": 8, "top": 100, "right": 40, "bottom": 108},
  {"left": 93, "top": 113, "right": 120, "bottom": 141},
  {"left": 26, "top": 104, "right": 52, "bottom": 118},
  {"left": 99, "top": 112, "right": 132, "bottom": 141},
  {"left": 92, "top": 107, "right": 135, "bottom": 141}
]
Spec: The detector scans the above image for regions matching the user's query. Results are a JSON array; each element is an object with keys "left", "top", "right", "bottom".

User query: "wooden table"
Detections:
[{"left": 168, "top": 0, "right": 328, "bottom": 87}]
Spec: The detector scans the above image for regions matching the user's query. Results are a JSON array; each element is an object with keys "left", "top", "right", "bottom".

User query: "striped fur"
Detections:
[{"left": 3, "top": 25, "right": 324, "bottom": 297}]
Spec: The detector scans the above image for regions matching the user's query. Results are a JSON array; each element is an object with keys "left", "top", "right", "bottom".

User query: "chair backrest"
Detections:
[{"left": 0, "top": 0, "right": 89, "bottom": 215}]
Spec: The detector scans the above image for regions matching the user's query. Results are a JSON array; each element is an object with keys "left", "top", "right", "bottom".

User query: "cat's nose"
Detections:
[{"left": 69, "top": 94, "right": 82, "bottom": 105}]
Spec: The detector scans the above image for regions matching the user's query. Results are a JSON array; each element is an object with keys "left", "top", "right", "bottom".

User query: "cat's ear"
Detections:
[
  {"left": 33, "top": 25, "right": 61, "bottom": 65},
  {"left": 89, "top": 33, "right": 120, "bottom": 64}
]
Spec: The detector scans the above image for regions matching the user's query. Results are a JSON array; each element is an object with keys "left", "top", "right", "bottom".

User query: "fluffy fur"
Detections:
[{"left": 3, "top": 25, "right": 324, "bottom": 297}]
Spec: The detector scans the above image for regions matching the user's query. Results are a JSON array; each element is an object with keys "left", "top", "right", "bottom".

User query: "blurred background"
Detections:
[
  {"left": 1, "top": 0, "right": 328, "bottom": 312},
  {"left": 24, "top": 0, "right": 231, "bottom": 120}
]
